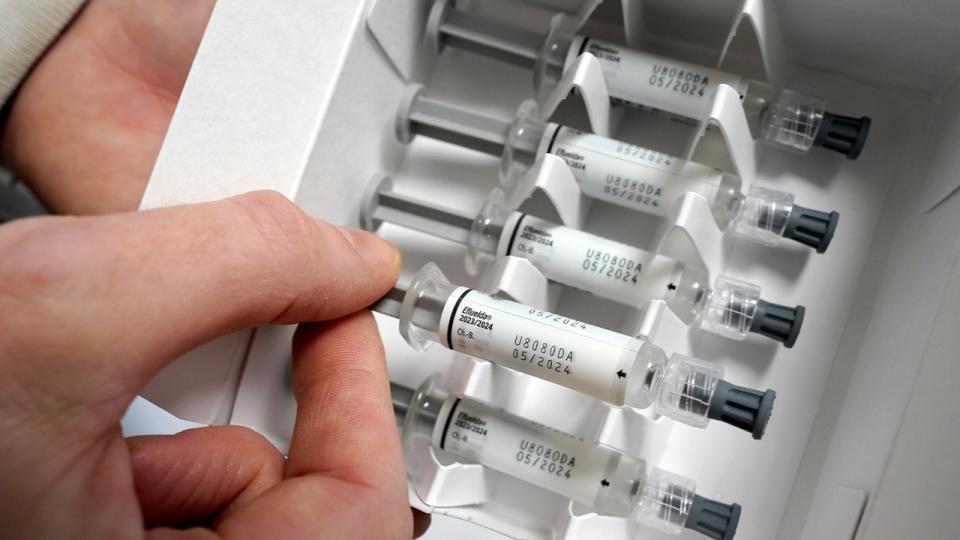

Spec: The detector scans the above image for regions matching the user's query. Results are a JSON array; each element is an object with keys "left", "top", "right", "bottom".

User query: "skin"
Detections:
[{"left": 0, "top": 1, "right": 430, "bottom": 538}]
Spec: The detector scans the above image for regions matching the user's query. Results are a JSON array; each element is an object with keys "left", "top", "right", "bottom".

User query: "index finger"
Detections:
[{"left": 0, "top": 190, "right": 401, "bottom": 390}]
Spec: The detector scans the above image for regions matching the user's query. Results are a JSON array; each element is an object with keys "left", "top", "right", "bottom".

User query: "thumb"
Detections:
[{"left": 0, "top": 190, "right": 400, "bottom": 414}]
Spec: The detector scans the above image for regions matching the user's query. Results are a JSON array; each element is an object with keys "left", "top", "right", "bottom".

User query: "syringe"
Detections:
[
  {"left": 374, "top": 263, "right": 776, "bottom": 439},
  {"left": 399, "top": 85, "right": 840, "bottom": 253},
  {"left": 425, "top": 0, "right": 871, "bottom": 159},
  {"left": 392, "top": 377, "right": 742, "bottom": 539},
  {"left": 364, "top": 177, "right": 805, "bottom": 347}
]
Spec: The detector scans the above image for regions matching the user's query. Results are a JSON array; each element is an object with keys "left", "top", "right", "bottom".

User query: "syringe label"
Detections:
[
  {"left": 548, "top": 127, "right": 726, "bottom": 218},
  {"left": 583, "top": 38, "right": 746, "bottom": 120},
  {"left": 441, "top": 291, "right": 639, "bottom": 404},
  {"left": 440, "top": 398, "right": 612, "bottom": 506},
  {"left": 505, "top": 215, "right": 680, "bottom": 307}
]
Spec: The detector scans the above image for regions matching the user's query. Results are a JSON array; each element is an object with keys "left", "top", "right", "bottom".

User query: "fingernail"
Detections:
[{"left": 340, "top": 227, "right": 402, "bottom": 270}]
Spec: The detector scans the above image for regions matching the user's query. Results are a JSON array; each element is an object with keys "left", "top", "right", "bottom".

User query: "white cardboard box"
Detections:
[{"left": 138, "top": 1, "right": 960, "bottom": 538}]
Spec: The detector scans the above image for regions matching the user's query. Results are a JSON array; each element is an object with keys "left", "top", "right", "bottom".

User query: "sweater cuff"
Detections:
[{"left": 0, "top": 0, "right": 87, "bottom": 107}]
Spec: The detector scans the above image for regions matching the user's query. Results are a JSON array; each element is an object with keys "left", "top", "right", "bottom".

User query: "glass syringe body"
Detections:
[
  {"left": 404, "top": 89, "right": 840, "bottom": 253},
  {"left": 400, "top": 263, "right": 668, "bottom": 408},
  {"left": 405, "top": 89, "right": 744, "bottom": 230},
  {"left": 428, "top": 1, "right": 870, "bottom": 158},
  {"left": 571, "top": 37, "right": 761, "bottom": 122},
  {"left": 490, "top": 210, "right": 702, "bottom": 317},
  {"left": 442, "top": 286, "right": 655, "bottom": 406},
  {"left": 537, "top": 124, "right": 743, "bottom": 228},
  {"left": 436, "top": 394, "right": 642, "bottom": 514},
  {"left": 397, "top": 263, "right": 777, "bottom": 440},
  {"left": 367, "top": 180, "right": 804, "bottom": 347},
  {"left": 556, "top": 37, "right": 868, "bottom": 158},
  {"left": 397, "top": 378, "right": 743, "bottom": 537},
  {"left": 495, "top": 210, "right": 810, "bottom": 345}
]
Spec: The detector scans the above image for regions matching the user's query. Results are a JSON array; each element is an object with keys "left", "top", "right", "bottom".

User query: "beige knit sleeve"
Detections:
[{"left": 0, "top": 0, "right": 86, "bottom": 106}]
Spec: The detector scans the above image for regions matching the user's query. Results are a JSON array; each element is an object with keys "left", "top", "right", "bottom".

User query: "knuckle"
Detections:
[
  {"left": 0, "top": 216, "right": 82, "bottom": 358},
  {"left": 0, "top": 216, "right": 76, "bottom": 300},
  {"left": 230, "top": 191, "right": 319, "bottom": 261}
]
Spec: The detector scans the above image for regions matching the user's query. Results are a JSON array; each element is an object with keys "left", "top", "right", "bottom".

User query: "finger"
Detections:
[
  {"left": 0, "top": 191, "right": 400, "bottom": 394},
  {"left": 286, "top": 313, "right": 404, "bottom": 490},
  {"left": 127, "top": 426, "right": 284, "bottom": 529},
  {"left": 206, "top": 313, "right": 411, "bottom": 539}
]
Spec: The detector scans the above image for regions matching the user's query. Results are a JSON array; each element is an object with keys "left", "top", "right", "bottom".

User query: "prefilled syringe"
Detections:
[
  {"left": 374, "top": 263, "right": 776, "bottom": 439},
  {"left": 425, "top": 0, "right": 871, "bottom": 159},
  {"left": 392, "top": 378, "right": 742, "bottom": 539},
  {"left": 399, "top": 85, "right": 840, "bottom": 253},
  {"left": 363, "top": 177, "right": 805, "bottom": 347}
]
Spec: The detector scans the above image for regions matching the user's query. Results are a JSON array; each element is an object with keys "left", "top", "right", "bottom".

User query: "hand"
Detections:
[
  {"left": 1, "top": 0, "right": 216, "bottom": 215},
  {"left": 0, "top": 191, "right": 428, "bottom": 539}
]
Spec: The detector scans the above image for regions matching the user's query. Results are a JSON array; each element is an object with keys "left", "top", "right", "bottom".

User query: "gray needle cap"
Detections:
[
  {"left": 685, "top": 495, "right": 742, "bottom": 540},
  {"left": 749, "top": 299, "right": 805, "bottom": 348},
  {"left": 681, "top": 373, "right": 776, "bottom": 439},
  {"left": 814, "top": 111, "right": 871, "bottom": 159},
  {"left": 707, "top": 380, "right": 776, "bottom": 440},
  {"left": 784, "top": 204, "right": 839, "bottom": 254}
]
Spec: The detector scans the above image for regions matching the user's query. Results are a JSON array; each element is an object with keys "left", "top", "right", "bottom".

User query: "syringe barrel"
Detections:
[
  {"left": 573, "top": 36, "right": 750, "bottom": 120},
  {"left": 403, "top": 88, "right": 753, "bottom": 232},
  {"left": 423, "top": 386, "right": 647, "bottom": 515},
  {"left": 398, "top": 378, "right": 739, "bottom": 538},
  {"left": 429, "top": 4, "right": 872, "bottom": 157},
  {"left": 495, "top": 211, "right": 688, "bottom": 308},
  {"left": 432, "top": 4, "right": 752, "bottom": 123},
  {"left": 538, "top": 125, "right": 745, "bottom": 228},
  {"left": 400, "top": 264, "right": 665, "bottom": 408},
  {"left": 396, "top": 265, "right": 776, "bottom": 436}
]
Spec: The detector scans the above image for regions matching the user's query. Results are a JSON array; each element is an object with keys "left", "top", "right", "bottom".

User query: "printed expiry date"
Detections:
[
  {"left": 526, "top": 308, "right": 589, "bottom": 330},
  {"left": 513, "top": 334, "right": 574, "bottom": 376},
  {"left": 515, "top": 439, "right": 577, "bottom": 479},
  {"left": 581, "top": 248, "right": 643, "bottom": 285},
  {"left": 648, "top": 63, "right": 709, "bottom": 98}
]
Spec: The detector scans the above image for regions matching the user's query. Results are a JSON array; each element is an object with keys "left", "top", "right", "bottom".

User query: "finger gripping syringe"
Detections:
[
  {"left": 363, "top": 177, "right": 805, "bottom": 348},
  {"left": 374, "top": 263, "right": 776, "bottom": 439},
  {"left": 392, "top": 378, "right": 742, "bottom": 539},
  {"left": 425, "top": 0, "right": 871, "bottom": 159},
  {"left": 398, "top": 85, "right": 840, "bottom": 254}
]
